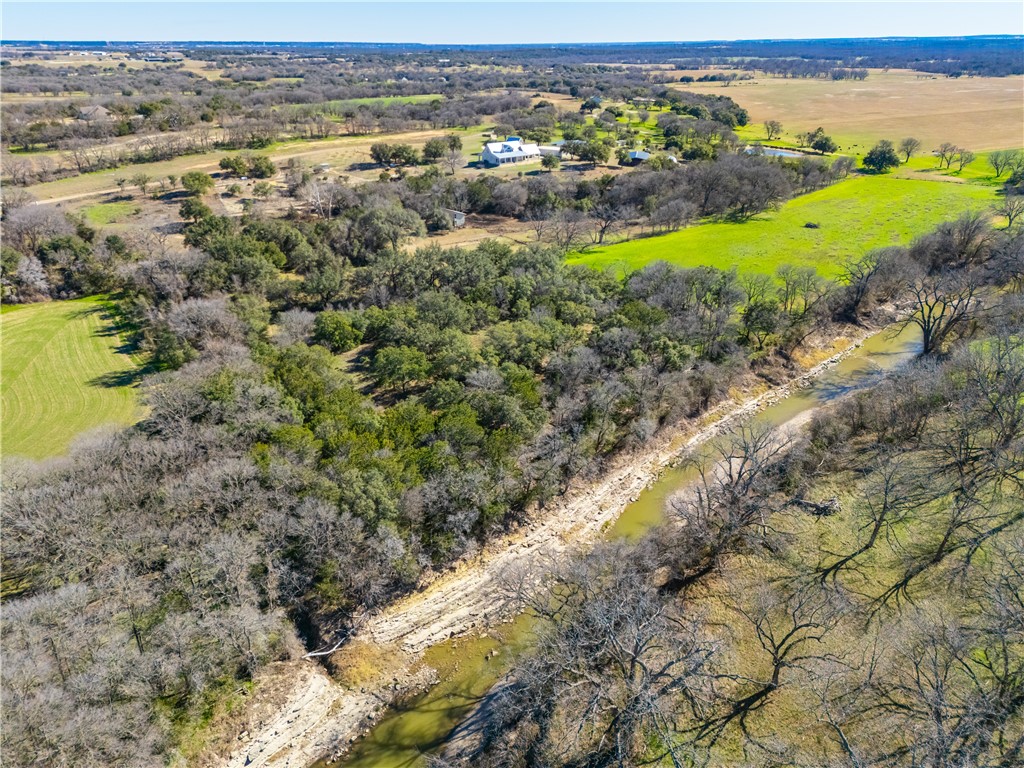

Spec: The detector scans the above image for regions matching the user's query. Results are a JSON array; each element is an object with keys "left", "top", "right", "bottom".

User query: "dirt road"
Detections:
[
  {"left": 29, "top": 128, "right": 486, "bottom": 205},
  {"left": 223, "top": 332, "right": 878, "bottom": 768}
]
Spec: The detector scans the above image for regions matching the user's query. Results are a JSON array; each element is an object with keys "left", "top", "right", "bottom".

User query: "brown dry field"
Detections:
[{"left": 669, "top": 68, "right": 1024, "bottom": 151}]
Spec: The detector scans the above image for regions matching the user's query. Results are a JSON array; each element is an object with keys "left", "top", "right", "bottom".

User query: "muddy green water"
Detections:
[{"left": 327, "top": 325, "right": 922, "bottom": 768}]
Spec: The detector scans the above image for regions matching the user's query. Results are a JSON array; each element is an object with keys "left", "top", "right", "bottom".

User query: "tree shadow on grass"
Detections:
[
  {"left": 80, "top": 302, "right": 151, "bottom": 388},
  {"left": 156, "top": 189, "right": 192, "bottom": 203},
  {"left": 88, "top": 368, "right": 147, "bottom": 388},
  {"left": 154, "top": 221, "right": 185, "bottom": 235}
]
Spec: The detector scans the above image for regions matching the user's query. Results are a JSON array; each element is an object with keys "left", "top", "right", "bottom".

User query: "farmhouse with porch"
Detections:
[{"left": 482, "top": 137, "right": 542, "bottom": 166}]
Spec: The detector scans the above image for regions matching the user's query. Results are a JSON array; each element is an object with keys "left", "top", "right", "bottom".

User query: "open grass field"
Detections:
[
  {"left": 1, "top": 297, "right": 142, "bottom": 460},
  {"left": 672, "top": 69, "right": 1024, "bottom": 153},
  {"left": 27, "top": 124, "right": 492, "bottom": 204},
  {"left": 569, "top": 175, "right": 998, "bottom": 279},
  {"left": 82, "top": 200, "right": 142, "bottom": 226}
]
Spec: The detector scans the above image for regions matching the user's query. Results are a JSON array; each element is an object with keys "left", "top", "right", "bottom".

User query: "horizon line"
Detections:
[{"left": 4, "top": 33, "right": 1022, "bottom": 46}]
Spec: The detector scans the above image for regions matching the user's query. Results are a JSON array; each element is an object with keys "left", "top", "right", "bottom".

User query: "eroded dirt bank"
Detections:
[{"left": 219, "top": 328, "right": 892, "bottom": 768}]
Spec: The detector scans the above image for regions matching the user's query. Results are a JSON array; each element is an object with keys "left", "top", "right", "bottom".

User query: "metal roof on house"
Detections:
[{"left": 483, "top": 139, "right": 541, "bottom": 158}]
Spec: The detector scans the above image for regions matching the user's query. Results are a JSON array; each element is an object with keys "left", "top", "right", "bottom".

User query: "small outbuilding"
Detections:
[
  {"left": 627, "top": 150, "right": 651, "bottom": 164},
  {"left": 443, "top": 209, "right": 467, "bottom": 228}
]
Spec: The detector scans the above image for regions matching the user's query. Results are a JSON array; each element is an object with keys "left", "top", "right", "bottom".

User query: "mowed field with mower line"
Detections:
[
  {"left": 569, "top": 175, "right": 999, "bottom": 278},
  {"left": 1, "top": 297, "right": 142, "bottom": 459}
]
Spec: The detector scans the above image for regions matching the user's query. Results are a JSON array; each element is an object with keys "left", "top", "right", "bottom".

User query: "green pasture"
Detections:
[
  {"left": 82, "top": 200, "right": 141, "bottom": 226},
  {"left": 1, "top": 297, "right": 142, "bottom": 460},
  {"left": 569, "top": 176, "right": 998, "bottom": 279}
]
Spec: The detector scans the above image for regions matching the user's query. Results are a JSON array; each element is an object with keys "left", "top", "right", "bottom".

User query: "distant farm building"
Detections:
[
  {"left": 77, "top": 105, "right": 111, "bottom": 122},
  {"left": 627, "top": 150, "right": 651, "bottom": 164},
  {"left": 443, "top": 209, "right": 467, "bottom": 228},
  {"left": 482, "top": 137, "right": 541, "bottom": 166}
]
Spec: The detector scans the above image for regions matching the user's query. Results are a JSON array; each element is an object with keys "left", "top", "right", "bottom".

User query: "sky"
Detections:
[{"left": 2, "top": 1, "right": 1022, "bottom": 45}]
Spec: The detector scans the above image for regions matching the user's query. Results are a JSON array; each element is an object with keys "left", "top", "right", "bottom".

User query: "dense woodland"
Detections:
[
  {"left": 1, "top": 35, "right": 1023, "bottom": 768},
  {"left": 3, "top": 154, "right": 1022, "bottom": 763},
  {"left": 439, "top": 295, "right": 1023, "bottom": 766}
]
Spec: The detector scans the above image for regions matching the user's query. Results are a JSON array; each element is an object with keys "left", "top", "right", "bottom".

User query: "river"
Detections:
[{"left": 326, "top": 324, "right": 923, "bottom": 768}]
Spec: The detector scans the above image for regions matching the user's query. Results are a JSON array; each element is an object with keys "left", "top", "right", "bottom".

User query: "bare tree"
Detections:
[
  {"left": 816, "top": 453, "right": 934, "bottom": 583},
  {"left": 864, "top": 606, "right": 1024, "bottom": 767},
  {"left": 898, "top": 136, "right": 922, "bottom": 163},
  {"left": 589, "top": 200, "right": 636, "bottom": 244},
  {"left": 763, "top": 120, "right": 783, "bottom": 140},
  {"left": 995, "top": 193, "right": 1024, "bottom": 229},
  {"left": 739, "top": 271, "right": 775, "bottom": 307},
  {"left": 988, "top": 148, "right": 1022, "bottom": 178},
  {"left": 660, "top": 422, "right": 791, "bottom": 591},
  {"left": 545, "top": 209, "right": 593, "bottom": 252},
  {"left": 444, "top": 148, "right": 464, "bottom": 175},
  {"left": 936, "top": 142, "right": 959, "bottom": 170},
  {"left": 902, "top": 270, "right": 981, "bottom": 356},
  {"left": 954, "top": 148, "right": 976, "bottom": 172},
  {"left": 493, "top": 543, "right": 718, "bottom": 768},
  {"left": 696, "top": 583, "right": 843, "bottom": 749}
]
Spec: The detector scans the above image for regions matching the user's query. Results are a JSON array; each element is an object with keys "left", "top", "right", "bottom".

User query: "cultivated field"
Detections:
[
  {"left": 673, "top": 68, "right": 1024, "bottom": 152},
  {"left": 570, "top": 175, "right": 998, "bottom": 278},
  {"left": 0, "top": 297, "right": 141, "bottom": 459}
]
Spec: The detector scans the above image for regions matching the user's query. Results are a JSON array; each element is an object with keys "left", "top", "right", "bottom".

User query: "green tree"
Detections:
[
  {"left": 541, "top": 154, "right": 561, "bottom": 171},
  {"left": 179, "top": 198, "right": 213, "bottom": 223},
  {"left": 372, "top": 345, "right": 429, "bottom": 392},
  {"left": 862, "top": 140, "right": 901, "bottom": 173},
  {"left": 304, "top": 261, "right": 347, "bottom": 307},
  {"left": 130, "top": 173, "right": 151, "bottom": 196},
  {"left": 252, "top": 181, "right": 274, "bottom": 199},
  {"left": 313, "top": 311, "right": 363, "bottom": 352},
  {"left": 810, "top": 129, "right": 838, "bottom": 155},
  {"left": 582, "top": 140, "right": 611, "bottom": 165},
  {"left": 422, "top": 137, "right": 448, "bottom": 163},
  {"left": 248, "top": 155, "right": 277, "bottom": 179},
  {"left": 181, "top": 170, "right": 215, "bottom": 196},
  {"left": 219, "top": 156, "right": 248, "bottom": 176},
  {"left": 391, "top": 144, "right": 420, "bottom": 167},
  {"left": 370, "top": 142, "right": 394, "bottom": 166},
  {"left": 358, "top": 203, "right": 426, "bottom": 252}
]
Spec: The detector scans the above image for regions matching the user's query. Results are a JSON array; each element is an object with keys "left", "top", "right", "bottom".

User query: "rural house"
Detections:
[
  {"left": 77, "top": 105, "right": 111, "bottom": 122},
  {"left": 482, "top": 137, "right": 541, "bottom": 166}
]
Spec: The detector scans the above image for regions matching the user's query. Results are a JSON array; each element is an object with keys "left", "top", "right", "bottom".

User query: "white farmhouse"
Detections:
[{"left": 481, "top": 136, "right": 541, "bottom": 166}]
